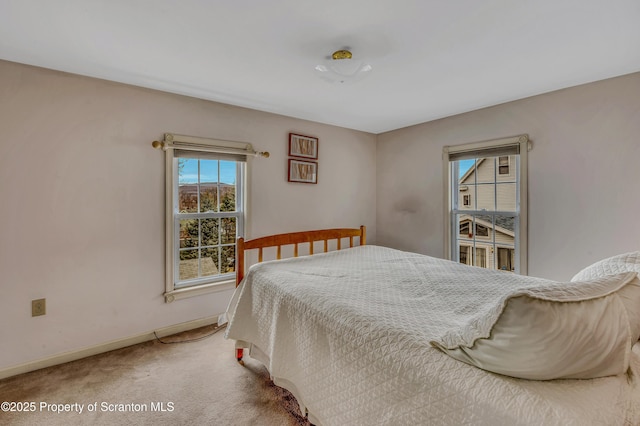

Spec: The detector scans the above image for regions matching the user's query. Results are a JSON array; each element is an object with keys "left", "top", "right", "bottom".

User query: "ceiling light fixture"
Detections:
[{"left": 314, "top": 49, "right": 372, "bottom": 84}]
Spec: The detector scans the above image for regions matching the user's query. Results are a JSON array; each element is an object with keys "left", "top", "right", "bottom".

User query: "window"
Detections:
[
  {"left": 176, "top": 158, "right": 241, "bottom": 284},
  {"left": 498, "top": 156, "right": 510, "bottom": 175},
  {"left": 162, "top": 133, "right": 252, "bottom": 302},
  {"left": 475, "top": 247, "right": 486, "bottom": 268},
  {"left": 443, "top": 135, "right": 529, "bottom": 274},
  {"left": 460, "top": 246, "right": 470, "bottom": 265},
  {"left": 497, "top": 247, "right": 514, "bottom": 271},
  {"left": 459, "top": 245, "right": 487, "bottom": 268}
]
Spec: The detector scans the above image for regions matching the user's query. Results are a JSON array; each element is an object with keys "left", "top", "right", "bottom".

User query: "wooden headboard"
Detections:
[{"left": 235, "top": 226, "right": 366, "bottom": 286}]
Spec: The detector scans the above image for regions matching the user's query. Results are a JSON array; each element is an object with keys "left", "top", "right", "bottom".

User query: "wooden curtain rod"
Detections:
[{"left": 151, "top": 140, "right": 270, "bottom": 158}]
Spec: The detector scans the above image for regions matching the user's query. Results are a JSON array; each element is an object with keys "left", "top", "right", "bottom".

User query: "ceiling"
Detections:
[{"left": 1, "top": 1, "right": 639, "bottom": 134}]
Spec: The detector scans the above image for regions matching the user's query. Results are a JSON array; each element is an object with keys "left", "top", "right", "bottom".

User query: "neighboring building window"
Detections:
[
  {"left": 460, "top": 246, "right": 470, "bottom": 265},
  {"left": 498, "top": 156, "right": 510, "bottom": 175},
  {"left": 443, "top": 135, "right": 529, "bottom": 274},
  {"left": 475, "top": 222, "right": 488, "bottom": 237},
  {"left": 475, "top": 247, "right": 486, "bottom": 268},
  {"left": 459, "top": 245, "right": 488, "bottom": 268},
  {"left": 162, "top": 134, "right": 251, "bottom": 302},
  {"left": 497, "top": 247, "right": 514, "bottom": 271}
]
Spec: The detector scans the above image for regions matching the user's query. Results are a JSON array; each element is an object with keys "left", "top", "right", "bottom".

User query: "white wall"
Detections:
[
  {"left": 0, "top": 60, "right": 376, "bottom": 371},
  {"left": 377, "top": 72, "right": 640, "bottom": 281}
]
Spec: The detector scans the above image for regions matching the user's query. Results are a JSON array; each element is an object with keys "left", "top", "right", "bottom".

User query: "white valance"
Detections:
[
  {"left": 152, "top": 133, "right": 269, "bottom": 161},
  {"left": 444, "top": 134, "right": 530, "bottom": 161}
]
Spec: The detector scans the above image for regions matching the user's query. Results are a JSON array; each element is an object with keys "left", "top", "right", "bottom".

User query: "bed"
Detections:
[{"left": 224, "top": 226, "right": 640, "bottom": 425}]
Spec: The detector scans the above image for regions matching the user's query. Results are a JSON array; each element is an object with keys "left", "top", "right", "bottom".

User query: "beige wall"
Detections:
[
  {"left": 0, "top": 60, "right": 376, "bottom": 371},
  {"left": 377, "top": 71, "right": 640, "bottom": 281},
  {"left": 2, "top": 57, "right": 639, "bottom": 375}
]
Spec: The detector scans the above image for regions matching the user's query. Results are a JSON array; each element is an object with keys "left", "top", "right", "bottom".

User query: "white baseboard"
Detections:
[{"left": 0, "top": 315, "right": 220, "bottom": 381}]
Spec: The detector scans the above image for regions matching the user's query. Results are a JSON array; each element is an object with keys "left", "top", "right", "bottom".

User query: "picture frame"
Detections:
[
  {"left": 288, "top": 159, "right": 317, "bottom": 184},
  {"left": 289, "top": 133, "right": 318, "bottom": 159}
]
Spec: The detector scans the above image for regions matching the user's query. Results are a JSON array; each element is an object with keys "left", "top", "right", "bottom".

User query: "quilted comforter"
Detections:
[{"left": 225, "top": 245, "right": 640, "bottom": 425}]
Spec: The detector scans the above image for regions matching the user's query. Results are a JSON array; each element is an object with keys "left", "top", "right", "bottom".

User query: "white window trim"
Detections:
[
  {"left": 443, "top": 134, "right": 530, "bottom": 275},
  {"left": 161, "top": 133, "right": 253, "bottom": 303}
]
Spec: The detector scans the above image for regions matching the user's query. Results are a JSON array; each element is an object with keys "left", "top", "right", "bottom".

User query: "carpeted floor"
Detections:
[{"left": 0, "top": 325, "right": 311, "bottom": 426}]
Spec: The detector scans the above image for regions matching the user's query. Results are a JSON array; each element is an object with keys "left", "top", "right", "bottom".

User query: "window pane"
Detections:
[
  {"left": 494, "top": 216, "right": 515, "bottom": 233},
  {"left": 201, "top": 218, "right": 219, "bottom": 246},
  {"left": 199, "top": 184, "right": 217, "bottom": 213},
  {"left": 178, "top": 184, "right": 198, "bottom": 213},
  {"left": 179, "top": 219, "right": 199, "bottom": 249},
  {"left": 220, "top": 217, "right": 236, "bottom": 244},
  {"left": 458, "top": 159, "right": 478, "bottom": 182},
  {"left": 179, "top": 249, "right": 199, "bottom": 280},
  {"left": 458, "top": 215, "right": 473, "bottom": 240},
  {"left": 219, "top": 161, "right": 236, "bottom": 212},
  {"left": 219, "top": 161, "right": 236, "bottom": 185},
  {"left": 221, "top": 245, "right": 236, "bottom": 273},
  {"left": 475, "top": 183, "right": 496, "bottom": 211},
  {"left": 475, "top": 215, "right": 493, "bottom": 238},
  {"left": 475, "top": 157, "right": 497, "bottom": 184},
  {"left": 199, "top": 160, "right": 219, "bottom": 213},
  {"left": 220, "top": 185, "right": 236, "bottom": 212},
  {"left": 178, "top": 159, "right": 199, "bottom": 213},
  {"left": 459, "top": 214, "right": 493, "bottom": 240},
  {"left": 201, "top": 247, "right": 219, "bottom": 277},
  {"left": 200, "top": 160, "right": 219, "bottom": 183},
  {"left": 496, "top": 182, "right": 517, "bottom": 211}
]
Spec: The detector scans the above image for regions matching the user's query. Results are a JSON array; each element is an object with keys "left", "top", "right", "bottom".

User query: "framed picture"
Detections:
[
  {"left": 288, "top": 159, "right": 317, "bottom": 184},
  {"left": 289, "top": 133, "right": 318, "bottom": 159}
]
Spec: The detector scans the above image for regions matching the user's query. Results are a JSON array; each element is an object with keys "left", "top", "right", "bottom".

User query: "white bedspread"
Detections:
[{"left": 225, "top": 245, "right": 640, "bottom": 425}]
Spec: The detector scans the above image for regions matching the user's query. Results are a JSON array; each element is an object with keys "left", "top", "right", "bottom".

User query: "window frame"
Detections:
[
  {"left": 173, "top": 158, "right": 244, "bottom": 287},
  {"left": 443, "top": 135, "right": 529, "bottom": 275},
  {"left": 162, "top": 134, "right": 251, "bottom": 303}
]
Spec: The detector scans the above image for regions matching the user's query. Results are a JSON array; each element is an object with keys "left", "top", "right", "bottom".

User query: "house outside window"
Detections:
[
  {"left": 443, "top": 135, "right": 529, "bottom": 274},
  {"left": 162, "top": 134, "right": 252, "bottom": 302}
]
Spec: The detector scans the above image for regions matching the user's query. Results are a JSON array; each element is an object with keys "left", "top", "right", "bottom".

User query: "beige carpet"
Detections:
[{"left": 0, "top": 325, "right": 311, "bottom": 426}]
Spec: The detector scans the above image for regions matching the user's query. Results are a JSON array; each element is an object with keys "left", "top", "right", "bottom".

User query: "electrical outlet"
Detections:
[{"left": 32, "top": 298, "right": 46, "bottom": 317}]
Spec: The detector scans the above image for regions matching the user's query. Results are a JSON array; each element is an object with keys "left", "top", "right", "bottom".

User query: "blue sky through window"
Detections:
[
  {"left": 458, "top": 159, "right": 474, "bottom": 178},
  {"left": 179, "top": 159, "right": 236, "bottom": 184}
]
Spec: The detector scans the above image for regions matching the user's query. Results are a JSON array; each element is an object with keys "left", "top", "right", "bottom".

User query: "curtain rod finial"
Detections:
[
  {"left": 257, "top": 151, "right": 270, "bottom": 158},
  {"left": 152, "top": 140, "right": 164, "bottom": 150}
]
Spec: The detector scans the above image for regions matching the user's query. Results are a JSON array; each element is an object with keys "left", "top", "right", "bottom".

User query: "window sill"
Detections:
[{"left": 164, "top": 279, "right": 236, "bottom": 303}]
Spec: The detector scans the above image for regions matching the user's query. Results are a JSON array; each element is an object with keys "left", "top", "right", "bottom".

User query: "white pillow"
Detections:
[
  {"left": 572, "top": 251, "right": 640, "bottom": 343},
  {"left": 434, "top": 272, "right": 640, "bottom": 380},
  {"left": 571, "top": 251, "right": 640, "bottom": 282}
]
